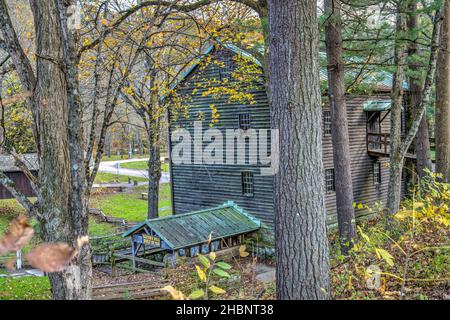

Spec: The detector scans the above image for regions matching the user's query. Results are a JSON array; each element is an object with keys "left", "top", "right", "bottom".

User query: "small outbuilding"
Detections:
[
  {"left": 122, "top": 201, "right": 260, "bottom": 265},
  {"left": 0, "top": 153, "right": 38, "bottom": 200}
]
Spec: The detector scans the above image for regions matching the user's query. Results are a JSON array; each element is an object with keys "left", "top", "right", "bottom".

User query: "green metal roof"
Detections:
[
  {"left": 162, "top": 42, "right": 406, "bottom": 99},
  {"left": 363, "top": 100, "right": 393, "bottom": 112},
  {"left": 122, "top": 201, "right": 261, "bottom": 250}
]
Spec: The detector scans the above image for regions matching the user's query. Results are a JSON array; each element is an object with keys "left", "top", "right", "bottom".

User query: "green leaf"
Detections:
[
  {"left": 189, "top": 289, "right": 205, "bottom": 300},
  {"left": 209, "top": 285, "right": 226, "bottom": 295},
  {"left": 376, "top": 248, "right": 394, "bottom": 267},
  {"left": 212, "top": 268, "right": 231, "bottom": 278},
  {"left": 198, "top": 255, "right": 210, "bottom": 269},
  {"left": 216, "top": 261, "right": 232, "bottom": 270}
]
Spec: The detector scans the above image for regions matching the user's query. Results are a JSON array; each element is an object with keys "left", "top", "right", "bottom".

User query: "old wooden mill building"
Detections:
[
  {"left": 121, "top": 43, "right": 414, "bottom": 261},
  {"left": 166, "top": 43, "right": 409, "bottom": 230}
]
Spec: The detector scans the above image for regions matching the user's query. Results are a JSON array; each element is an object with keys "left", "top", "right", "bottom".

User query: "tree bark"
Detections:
[
  {"left": 436, "top": 0, "right": 450, "bottom": 182},
  {"left": 387, "top": 7, "right": 407, "bottom": 216},
  {"left": 324, "top": 0, "right": 355, "bottom": 255},
  {"left": 388, "top": 4, "right": 442, "bottom": 215},
  {"left": 268, "top": 0, "right": 330, "bottom": 300},
  {"left": 29, "top": 0, "right": 91, "bottom": 300},
  {"left": 407, "top": 1, "right": 433, "bottom": 179},
  {"left": 146, "top": 122, "right": 161, "bottom": 219}
]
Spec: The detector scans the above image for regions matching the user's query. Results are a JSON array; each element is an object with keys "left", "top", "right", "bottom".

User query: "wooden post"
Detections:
[
  {"left": 131, "top": 240, "right": 136, "bottom": 272},
  {"left": 110, "top": 248, "right": 116, "bottom": 277},
  {"left": 16, "top": 250, "right": 22, "bottom": 270},
  {"left": 384, "top": 133, "right": 388, "bottom": 154}
]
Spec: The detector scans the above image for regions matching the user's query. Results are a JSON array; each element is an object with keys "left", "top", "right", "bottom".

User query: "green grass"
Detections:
[
  {"left": 88, "top": 217, "right": 117, "bottom": 237},
  {"left": 0, "top": 277, "right": 51, "bottom": 300},
  {"left": 90, "top": 183, "right": 172, "bottom": 221},
  {"left": 94, "top": 172, "right": 148, "bottom": 184},
  {"left": 120, "top": 161, "right": 170, "bottom": 172}
]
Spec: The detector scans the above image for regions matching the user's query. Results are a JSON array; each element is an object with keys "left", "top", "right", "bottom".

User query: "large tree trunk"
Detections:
[
  {"left": 30, "top": 0, "right": 91, "bottom": 299},
  {"left": 324, "top": 0, "right": 355, "bottom": 255},
  {"left": 268, "top": 0, "right": 330, "bottom": 300},
  {"left": 407, "top": 2, "right": 433, "bottom": 179},
  {"left": 436, "top": 0, "right": 450, "bottom": 182}
]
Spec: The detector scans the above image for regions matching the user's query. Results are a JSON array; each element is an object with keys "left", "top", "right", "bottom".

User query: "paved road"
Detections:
[{"left": 97, "top": 158, "right": 170, "bottom": 183}]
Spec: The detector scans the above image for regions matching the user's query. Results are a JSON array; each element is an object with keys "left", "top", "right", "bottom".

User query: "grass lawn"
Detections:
[
  {"left": 90, "top": 183, "right": 172, "bottom": 221},
  {"left": 0, "top": 199, "right": 117, "bottom": 239},
  {"left": 0, "top": 277, "right": 51, "bottom": 300},
  {"left": 94, "top": 172, "right": 148, "bottom": 184},
  {"left": 120, "top": 161, "right": 170, "bottom": 172}
]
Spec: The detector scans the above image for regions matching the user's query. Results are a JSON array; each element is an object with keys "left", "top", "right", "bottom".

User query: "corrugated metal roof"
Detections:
[
  {"left": 0, "top": 153, "right": 38, "bottom": 172},
  {"left": 122, "top": 201, "right": 261, "bottom": 250},
  {"left": 165, "top": 42, "right": 405, "bottom": 96}
]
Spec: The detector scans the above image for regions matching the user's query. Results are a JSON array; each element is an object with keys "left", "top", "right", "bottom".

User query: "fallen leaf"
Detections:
[
  {"left": 0, "top": 215, "right": 34, "bottom": 255},
  {"left": 25, "top": 243, "right": 76, "bottom": 272},
  {"left": 162, "top": 285, "right": 186, "bottom": 300}
]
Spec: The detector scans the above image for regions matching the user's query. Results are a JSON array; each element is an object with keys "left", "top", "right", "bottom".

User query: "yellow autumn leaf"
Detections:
[
  {"left": 209, "top": 285, "right": 226, "bottom": 295},
  {"left": 239, "top": 245, "right": 249, "bottom": 258},
  {"left": 209, "top": 251, "right": 216, "bottom": 261},
  {"left": 162, "top": 285, "right": 186, "bottom": 300},
  {"left": 196, "top": 265, "right": 207, "bottom": 282}
]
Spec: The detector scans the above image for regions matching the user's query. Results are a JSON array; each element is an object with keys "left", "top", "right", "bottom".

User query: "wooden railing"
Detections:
[{"left": 367, "top": 132, "right": 389, "bottom": 155}]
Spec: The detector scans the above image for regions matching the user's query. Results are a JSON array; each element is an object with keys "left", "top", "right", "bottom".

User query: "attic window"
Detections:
[
  {"left": 241, "top": 171, "right": 254, "bottom": 197},
  {"left": 239, "top": 113, "right": 251, "bottom": 130},
  {"left": 323, "top": 110, "right": 331, "bottom": 135},
  {"left": 325, "top": 168, "right": 335, "bottom": 192},
  {"left": 219, "top": 59, "right": 233, "bottom": 81}
]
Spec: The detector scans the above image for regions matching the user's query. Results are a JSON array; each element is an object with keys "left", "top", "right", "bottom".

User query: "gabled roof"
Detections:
[
  {"left": 0, "top": 153, "right": 38, "bottom": 172},
  {"left": 166, "top": 41, "right": 405, "bottom": 95},
  {"left": 123, "top": 201, "right": 261, "bottom": 250}
]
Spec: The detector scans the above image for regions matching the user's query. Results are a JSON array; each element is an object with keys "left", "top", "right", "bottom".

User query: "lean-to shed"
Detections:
[{"left": 123, "top": 201, "right": 260, "bottom": 258}]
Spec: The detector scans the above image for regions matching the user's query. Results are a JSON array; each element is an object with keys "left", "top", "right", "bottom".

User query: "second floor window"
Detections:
[
  {"left": 241, "top": 171, "right": 254, "bottom": 197},
  {"left": 239, "top": 113, "right": 251, "bottom": 131},
  {"left": 323, "top": 110, "right": 331, "bottom": 135},
  {"left": 325, "top": 168, "right": 335, "bottom": 192}
]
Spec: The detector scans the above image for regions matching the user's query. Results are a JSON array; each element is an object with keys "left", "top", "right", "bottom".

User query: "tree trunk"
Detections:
[
  {"left": 146, "top": 123, "right": 161, "bottom": 219},
  {"left": 436, "top": 0, "right": 450, "bottom": 182},
  {"left": 388, "top": 4, "right": 442, "bottom": 215},
  {"left": 268, "top": 0, "right": 330, "bottom": 300},
  {"left": 387, "top": 8, "right": 407, "bottom": 216},
  {"left": 407, "top": 2, "right": 433, "bottom": 179},
  {"left": 324, "top": 0, "right": 355, "bottom": 255},
  {"left": 30, "top": 0, "right": 91, "bottom": 299}
]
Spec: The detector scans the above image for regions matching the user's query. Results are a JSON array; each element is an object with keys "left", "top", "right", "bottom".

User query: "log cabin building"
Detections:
[{"left": 166, "top": 43, "right": 410, "bottom": 231}]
